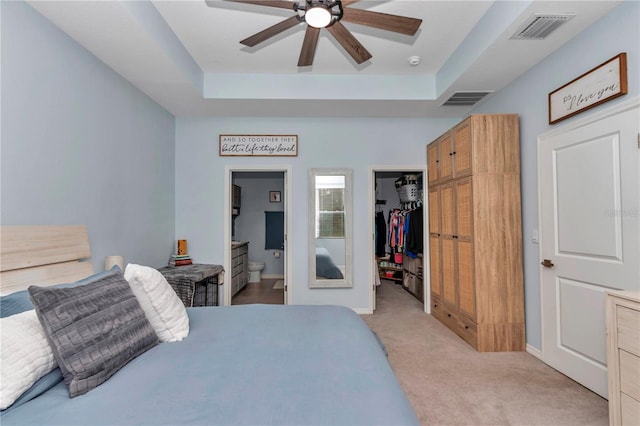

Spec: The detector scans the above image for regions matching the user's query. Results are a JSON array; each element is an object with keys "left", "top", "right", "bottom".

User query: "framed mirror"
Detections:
[{"left": 308, "top": 168, "right": 353, "bottom": 288}]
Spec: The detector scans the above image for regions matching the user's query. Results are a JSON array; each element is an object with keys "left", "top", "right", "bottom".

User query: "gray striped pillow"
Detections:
[{"left": 28, "top": 270, "right": 158, "bottom": 397}]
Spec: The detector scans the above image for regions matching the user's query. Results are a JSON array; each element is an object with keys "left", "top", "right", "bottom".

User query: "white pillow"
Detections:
[
  {"left": 124, "top": 264, "right": 189, "bottom": 342},
  {"left": 0, "top": 310, "right": 56, "bottom": 410}
]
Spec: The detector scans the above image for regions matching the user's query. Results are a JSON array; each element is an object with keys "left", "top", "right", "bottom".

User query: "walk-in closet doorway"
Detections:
[
  {"left": 224, "top": 165, "right": 293, "bottom": 306},
  {"left": 369, "top": 166, "right": 429, "bottom": 313}
]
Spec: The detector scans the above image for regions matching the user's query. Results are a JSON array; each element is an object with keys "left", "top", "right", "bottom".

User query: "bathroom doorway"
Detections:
[{"left": 224, "top": 166, "right": 291, "bottom": 306}]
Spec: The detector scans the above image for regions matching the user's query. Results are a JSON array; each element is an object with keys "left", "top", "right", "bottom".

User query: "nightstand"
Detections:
[{"left": 158, "top": 263, "right": 224, "bottom": 307}]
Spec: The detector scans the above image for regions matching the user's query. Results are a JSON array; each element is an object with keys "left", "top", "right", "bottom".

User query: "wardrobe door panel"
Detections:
[
  {"left": 441, "top": 238, "right": 456, "bottom": 306},
  {"left": 439, "top": 133, "right": 454, "bottom": 182},
  {"left": 457, "top": 240, "right": 476, "bottom": 320},
  {"left": 455, "top": 178, "right": 473, "bottom": 240},
  {"left": 440, "top": 184, "right": 455, "bottom": 237},
  {"left": 427, "top": 142, "right": 440, "bottom": 186},
  {"left": 453, "top": 119, "right": 472, "bottom": 178},
  {"left": 428, "top": 187, "right": 440, "bottom": 235},
  {"left": 429, "top": 236, "right": 442, "bottom": 297}
]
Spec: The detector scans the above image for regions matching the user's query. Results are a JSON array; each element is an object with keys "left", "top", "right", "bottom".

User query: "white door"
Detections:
[{"left": 538, "top": 98, "right": 639, "bottom": 398}]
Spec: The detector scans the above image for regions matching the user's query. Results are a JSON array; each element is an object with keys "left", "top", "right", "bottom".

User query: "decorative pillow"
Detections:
[
  {"left": 28, "top": 270, "right": 158, "bottom": 398},
  {"left": 0, "top": 265, "right": 123, "bottom": 318},
  {"left": 0, "top": 310, "right": 56, "bottom": 410},
  {"left": 124, "top": 264, "right": 190, "bottom": 342}
]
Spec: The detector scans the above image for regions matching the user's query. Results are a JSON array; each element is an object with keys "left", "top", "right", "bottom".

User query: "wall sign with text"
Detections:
[
  {"left": 548, "top": 53, "right": 627, "bottom": 124},
  {"left": 219, "top": 135, "right": 298, "bottom": 157}
]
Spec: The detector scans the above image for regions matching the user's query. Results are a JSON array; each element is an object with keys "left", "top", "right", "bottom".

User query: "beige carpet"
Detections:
[
  {"left": 361, "top": 281, "right": 609, "bottom": 426},
  {"left": 272, "top": 279, "right": 284, "bottom": 289}
]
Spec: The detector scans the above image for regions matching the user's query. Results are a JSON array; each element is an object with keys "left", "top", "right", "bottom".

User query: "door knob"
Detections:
[{"left": 541, "top": 259, "right": 554, "bottom": 268}]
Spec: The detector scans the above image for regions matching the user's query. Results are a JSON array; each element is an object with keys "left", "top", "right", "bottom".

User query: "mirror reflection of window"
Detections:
[{"left": 315, "top": 175, "right": 345, "bottom": 238}]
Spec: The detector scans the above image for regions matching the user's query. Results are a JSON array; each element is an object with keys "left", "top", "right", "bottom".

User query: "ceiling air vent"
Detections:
[
  {"left": 442, "top": 91, "right": 493, "bottom": 106},
  {"left": 510, "top": 13, "right": 575, "bottom": 40}
]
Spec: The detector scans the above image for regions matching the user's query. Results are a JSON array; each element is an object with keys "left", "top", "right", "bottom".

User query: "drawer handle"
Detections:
[
  {"left": 433, "top": 304, "right": 438, "bottom": 308},
  {"left": 464, "top": 325, "right": 469, "bottom": 330},
  {"left": 447, "top": 313, "right": 452, "bottom": 318}
]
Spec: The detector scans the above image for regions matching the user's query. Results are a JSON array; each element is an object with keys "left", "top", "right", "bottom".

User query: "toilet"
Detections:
[{"left": 248, "top": 261, "right": 265, "bottom": 283}]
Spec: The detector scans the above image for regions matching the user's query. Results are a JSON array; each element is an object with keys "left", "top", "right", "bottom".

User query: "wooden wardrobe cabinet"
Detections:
[{"left": 427, "top": 114, "right": 524, "bottom": 352}]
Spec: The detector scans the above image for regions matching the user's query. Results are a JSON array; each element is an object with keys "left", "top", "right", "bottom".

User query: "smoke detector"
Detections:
[{"left": 408, "top": 56, "right": 421, "bottom": 66}]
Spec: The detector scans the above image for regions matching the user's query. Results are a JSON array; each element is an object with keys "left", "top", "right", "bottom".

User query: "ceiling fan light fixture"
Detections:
[{"left": 305, "top": 6, "right": 331, "bottom": 28}]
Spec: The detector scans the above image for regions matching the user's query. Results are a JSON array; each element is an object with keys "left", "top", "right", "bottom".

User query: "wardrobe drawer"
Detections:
[
  {"left": 455, "top": 314, "right": 478, "bottom": 350},
  {"left": 618, "top": 305, "right": 640, "bottom": 356},
  {"left": 430, "top": 294, "right": 444, "bottom": 321},
  {"left": 441, "top": 305, "right": 458, "bottom": 331}
]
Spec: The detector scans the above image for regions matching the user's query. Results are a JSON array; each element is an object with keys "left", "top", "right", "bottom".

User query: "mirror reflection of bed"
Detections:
[{"left": 315, "top": 247, "right": 343, "bottom": 279}]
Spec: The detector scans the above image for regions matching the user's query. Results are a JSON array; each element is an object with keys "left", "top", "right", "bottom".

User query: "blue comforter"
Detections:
[{"left": 2, "top": 304, "right": 418, "bottom": 425}]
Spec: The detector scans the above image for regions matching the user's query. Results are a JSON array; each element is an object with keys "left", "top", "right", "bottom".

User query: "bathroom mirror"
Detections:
[{"left": 308, "top": 168, "right": 353, "bottom": 288}]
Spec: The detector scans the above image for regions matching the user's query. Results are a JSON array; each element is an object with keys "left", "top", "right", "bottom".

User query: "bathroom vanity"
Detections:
[{"left": 231, "top": 241, "right": 249, "bottom": 296}]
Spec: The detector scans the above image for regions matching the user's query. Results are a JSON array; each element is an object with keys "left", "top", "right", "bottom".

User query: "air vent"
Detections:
[
  {"left": 442, "top": 91, "right": 493, "bottom": 106},
  {"left": 510, "top": 13, "right": 575, "bottom": 40}
]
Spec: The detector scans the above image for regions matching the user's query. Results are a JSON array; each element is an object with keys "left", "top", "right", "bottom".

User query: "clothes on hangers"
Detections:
[
  {"left": 387, "top": 205, "right": 423, "bottom": 258},
  {"left": 405, "top": 206, "right": 423, "bottom": 256},
  {"left": 375, "top": 211, "right": 386, "bottom": 257}
]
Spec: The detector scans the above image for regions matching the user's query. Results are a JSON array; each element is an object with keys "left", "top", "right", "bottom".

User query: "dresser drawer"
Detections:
[
  {"left": 620, "top": 349, "right": 640, "bottom": 401},
  {"left": 621, "top": 393, "right": 640, "bottom": 426},
  {"left": 618, "top": 306, "right": 640, "bottom": 357}
]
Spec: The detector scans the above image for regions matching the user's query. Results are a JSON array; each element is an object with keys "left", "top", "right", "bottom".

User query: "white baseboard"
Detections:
[
  {"left": 353, "top": 307, "right": 373, "bottom": 315},
  {"left": 526, "top": 344, "right": 543, "bottom": 360}
]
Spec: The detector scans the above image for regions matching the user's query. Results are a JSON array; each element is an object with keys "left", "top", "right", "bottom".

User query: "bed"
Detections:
[{"left": 0, "top": 226, "right": 418, "bottom": 425}]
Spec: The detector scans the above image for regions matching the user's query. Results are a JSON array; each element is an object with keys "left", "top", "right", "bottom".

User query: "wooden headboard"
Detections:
[{"left": 0, "top": 226, "right": 94, "bottom": 296}]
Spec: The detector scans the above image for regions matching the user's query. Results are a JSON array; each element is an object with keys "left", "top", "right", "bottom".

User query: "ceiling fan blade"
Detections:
[
  {"left": 326, "top": 21, "right": 371, "bottom": 64},
  {"left": 342, "top": 7, "right": 422, "bottom": 36},
  {"left": 298, "top": 26, "right": 321, "bottom": 67},
  {"left": 224, "top": 0, "right": 297, "bottom": 10},
  {"left": 341, "top": 0, "right": 360, "bottom": 6},
  {"left": 240, "top": 15, "right": 301, "bottom": 47}
]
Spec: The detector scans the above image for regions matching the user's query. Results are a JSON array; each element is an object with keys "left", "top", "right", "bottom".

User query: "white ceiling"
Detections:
[{"left": 27, "top": 0, "right": 620, "bottom": 118}]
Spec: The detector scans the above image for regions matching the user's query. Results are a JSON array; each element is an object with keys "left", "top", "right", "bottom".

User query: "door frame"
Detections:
[
  {"left": 224, "top": 165, "right": 293, "bottom": 306},
  {"left": 369, "top": 165, "right": 430, "bottom": 314}
]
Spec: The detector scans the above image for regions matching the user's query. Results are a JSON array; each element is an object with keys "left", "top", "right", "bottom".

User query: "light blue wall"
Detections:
[
  {"left": 175, "top": 117, "right": 458, "bottom": 309},
  {"left": 471, "top": 0, "right": 640, "bottom": 350},
  {"left": 1, "top": 1, "right": 176, "bottom": 272}
]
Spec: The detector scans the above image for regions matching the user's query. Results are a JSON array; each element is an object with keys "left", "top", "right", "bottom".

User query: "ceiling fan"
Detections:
[{"left": 218, "top": 0, "right": 422, "bottom": 66}]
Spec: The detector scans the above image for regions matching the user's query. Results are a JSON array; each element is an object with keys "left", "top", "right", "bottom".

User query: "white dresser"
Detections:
[{"left": 606, "top": 290, "right": 640, "bottom": 425}]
